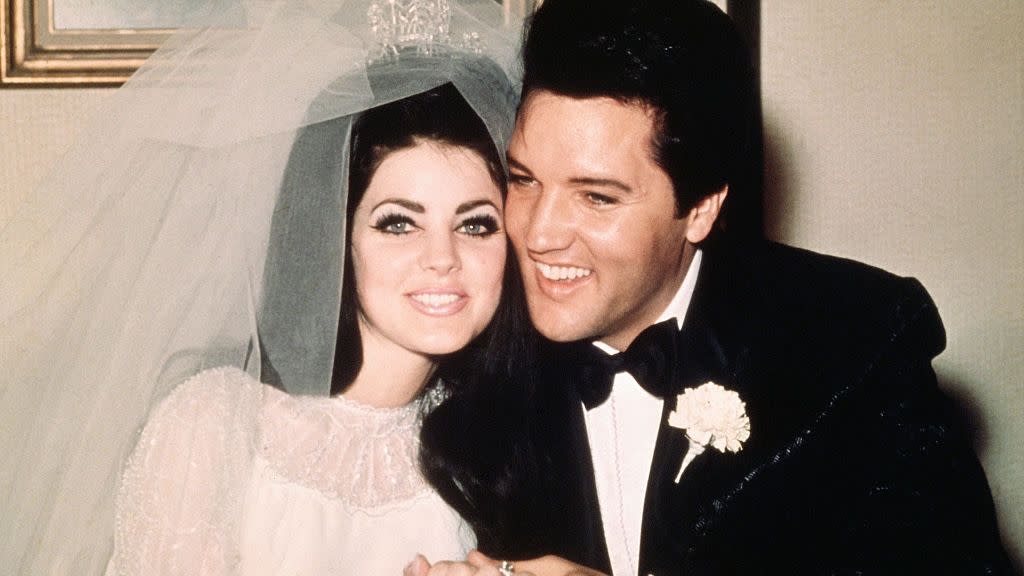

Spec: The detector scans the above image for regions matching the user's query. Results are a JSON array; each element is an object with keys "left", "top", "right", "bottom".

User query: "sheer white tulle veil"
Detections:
[{"left": 0, "top": 0, "right": 520, "bottom": 572}]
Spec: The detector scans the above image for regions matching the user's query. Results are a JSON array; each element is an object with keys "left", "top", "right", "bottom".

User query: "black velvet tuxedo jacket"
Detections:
[{"left": 476, "top": 240, "right": 1012, "bottom": 575}]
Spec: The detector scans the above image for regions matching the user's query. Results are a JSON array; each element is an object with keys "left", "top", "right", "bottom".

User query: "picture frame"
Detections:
[
  {"left": 1, "top": 0, "right": 542, "bottom": 86},
  {"left": 1, "top": 0, "right": 171, "bottom": 86}
]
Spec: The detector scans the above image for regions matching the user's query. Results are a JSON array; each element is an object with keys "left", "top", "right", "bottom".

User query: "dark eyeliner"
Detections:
[
  {"left": 460, "top": 214, "right": 500, "bottom": 236},
  {"left": 371, "top": 212, "right": 415, "bottom": 233}
]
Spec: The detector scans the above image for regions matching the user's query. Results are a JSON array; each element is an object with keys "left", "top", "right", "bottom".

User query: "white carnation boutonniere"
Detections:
[{"left": 668, "top": 381, "right": 750, "bottom": 483}]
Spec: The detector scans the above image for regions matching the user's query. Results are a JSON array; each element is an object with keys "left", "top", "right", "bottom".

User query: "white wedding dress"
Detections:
[{"left": 105, "top": 367, "right": 474, "bottom": 576}]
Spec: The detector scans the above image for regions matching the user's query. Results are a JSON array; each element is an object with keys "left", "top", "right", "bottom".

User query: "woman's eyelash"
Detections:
[
  {"left": 371, "top": 211, "right": 499, "bottom": 237},
  {"left": 371, "top": 212, "right": 416, "bottom": 234},
  {"left": 458, "top": 214, "right": 500, "bottom": 237}
]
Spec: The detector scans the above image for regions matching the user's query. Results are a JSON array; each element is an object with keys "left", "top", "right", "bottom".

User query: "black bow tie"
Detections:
[{"left": 576, "top": 319, "right": 681, "bottom": 409}]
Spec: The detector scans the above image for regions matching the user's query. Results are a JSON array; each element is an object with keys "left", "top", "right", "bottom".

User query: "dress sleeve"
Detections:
[{"left": 108, "top": 367, "right": 261, "bottom": 576}]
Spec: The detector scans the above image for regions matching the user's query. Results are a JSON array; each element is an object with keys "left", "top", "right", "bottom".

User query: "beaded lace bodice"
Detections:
[
  {"left": 258, "top": 382, "right": 433, "bottom": 508},
  {"left": 108, "top": 367, "right": 472, "bottom": 576}
]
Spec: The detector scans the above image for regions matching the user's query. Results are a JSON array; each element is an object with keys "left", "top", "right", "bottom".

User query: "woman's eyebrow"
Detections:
[
  {"left": 370, "top": 198, "right": 425, "bottom": 213},
  {"left": 456, "top": 199, "right": 499, "bottom": 214}
]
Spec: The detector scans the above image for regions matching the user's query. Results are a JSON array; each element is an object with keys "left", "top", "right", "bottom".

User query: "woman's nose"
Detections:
[{"left": 418, "top": 231, "right": 461, "bottom": 274}]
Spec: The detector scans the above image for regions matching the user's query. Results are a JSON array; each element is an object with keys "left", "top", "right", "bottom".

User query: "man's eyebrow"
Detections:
[
  {"left": 370, "top": 198, "right": 425, "bottom": 213},
  {"left": 456, "top": 199, "right": 499, "bottom": 215},
  {"left": 568, "top": 176, "right": 633, "bottom": 193},
  {"left": 508, "top": 157, "right": 633, "bottom": 193},
  {"left": 507, "top": 157, "right": 532, "bottom": 175}
]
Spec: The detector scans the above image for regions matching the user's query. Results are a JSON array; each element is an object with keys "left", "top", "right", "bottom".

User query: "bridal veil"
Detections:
[{"left": 0, "top": 0, "right": 520, "bottom": 572}]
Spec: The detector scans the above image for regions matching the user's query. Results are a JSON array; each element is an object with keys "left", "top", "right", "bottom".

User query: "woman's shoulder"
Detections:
[
  {"left": 151, "top": 366, "right": 264, "bottom": 425},
  {"left": 112, "top": 366, "right": 263, "bottom": 575},
  {"left": 164, "top": 365, "right": 263, "bottom": 401},
  {"left": 128, "top": 366, "right": 265, "bottom": 472}
]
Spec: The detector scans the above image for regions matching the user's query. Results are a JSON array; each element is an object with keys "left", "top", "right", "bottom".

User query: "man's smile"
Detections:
[{"left": 535, "top": 261, "right": 593, "bottom": 281}]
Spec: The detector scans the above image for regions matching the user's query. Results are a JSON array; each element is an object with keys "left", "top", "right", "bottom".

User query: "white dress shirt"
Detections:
[{"left": 583, "top": 249, "right": 702, "bottom": 576}]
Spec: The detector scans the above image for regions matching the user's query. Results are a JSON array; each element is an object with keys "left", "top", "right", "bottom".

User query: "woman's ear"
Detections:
[{"left": 683, "top": 185, "right": 728, "bottom": 244}]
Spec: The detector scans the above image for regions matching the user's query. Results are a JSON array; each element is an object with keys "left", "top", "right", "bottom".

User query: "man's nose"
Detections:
[
  {"left": 522, "top": 190, "right": 574, "bottom": 254},
  {"left": 418, "top": 231, "right": 460, "bottom": 274}
]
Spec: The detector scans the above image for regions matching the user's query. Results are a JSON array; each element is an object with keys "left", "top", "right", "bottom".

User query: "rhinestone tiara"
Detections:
[{"left": 367, "top": 0, "right": 482, "bottom": 60}]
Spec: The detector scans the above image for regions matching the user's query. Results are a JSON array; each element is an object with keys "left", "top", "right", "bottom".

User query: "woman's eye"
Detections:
[
  {"left": 372, "top": 214, "right": 416, "bottom": 235},
  {"left": 458, "top": 215, "right": 500, "bottom": 237}
]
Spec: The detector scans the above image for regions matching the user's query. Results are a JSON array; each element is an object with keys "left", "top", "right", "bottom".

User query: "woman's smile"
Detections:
[
  {"left": 350, "top": 142, "right": 506, "bottom": 358},
  {"left": 407, "top": 289, "right": 469, "bottom": 316}
]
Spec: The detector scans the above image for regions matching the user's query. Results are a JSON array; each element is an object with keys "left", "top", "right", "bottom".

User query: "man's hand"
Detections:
[{"left": 404, "top": 550, "right": 604, "bottom": 576}]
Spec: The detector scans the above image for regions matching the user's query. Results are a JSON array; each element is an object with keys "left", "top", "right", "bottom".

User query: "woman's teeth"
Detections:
[{"left": 411, "top": 293, "right": 461, "bottom": 307}]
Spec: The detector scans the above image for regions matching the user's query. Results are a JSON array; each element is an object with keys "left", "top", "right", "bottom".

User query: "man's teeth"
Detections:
[
  {"left": 536, "top": 262, "right": 592, "bottom": 281},
  {"left": 411, "top": 293, "right": 461, "bottom": 307}
]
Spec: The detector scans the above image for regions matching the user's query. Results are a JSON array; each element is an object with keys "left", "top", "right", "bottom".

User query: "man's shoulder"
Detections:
[
  {"left": 704, "top": 239, "right": 945, "bottom": 360},
  {"left": 674, "top": 241, "right": 1009, "bottom": 575},
  {"left": 728, "top": 240, "right": 924, "bottom": 300}
]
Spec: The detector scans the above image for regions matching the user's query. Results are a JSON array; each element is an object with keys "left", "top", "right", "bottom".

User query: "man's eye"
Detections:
[
  {"left": 508, "top": 173, "right": 536, "bottom": 187},
  {"left": 372, "top": 213, "right": 416, "bottom": 235},
  {"left": 586, "top": 192, "right": 617, "bottom": 206}
]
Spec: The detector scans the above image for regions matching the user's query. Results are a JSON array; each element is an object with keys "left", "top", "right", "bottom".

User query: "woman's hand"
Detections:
[
  {"left": 484, "top": 551, "right": 604, "bottom": 576},
  {"left": 404, "top": 550, "right": 605, "bottom": 576}
]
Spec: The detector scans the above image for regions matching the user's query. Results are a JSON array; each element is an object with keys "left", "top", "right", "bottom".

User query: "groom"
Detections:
[{"left": 453, "top": 0, "right": 1013, "bottom": 574}]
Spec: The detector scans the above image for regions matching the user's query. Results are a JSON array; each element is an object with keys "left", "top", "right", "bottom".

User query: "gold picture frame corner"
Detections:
[{"left": 2, "top": 0, "right": 161, "bottom": 87}]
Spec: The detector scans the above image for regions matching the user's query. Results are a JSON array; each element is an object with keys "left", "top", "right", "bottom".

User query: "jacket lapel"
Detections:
[
  {"left": 637, "top": 245, "right": 764, "bottom": 575},
  {"left": 544, "top": 242, "right": 776, "bottom": 575}
]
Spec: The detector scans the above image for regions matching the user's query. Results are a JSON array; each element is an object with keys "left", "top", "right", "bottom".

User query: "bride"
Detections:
[
  {"left": 0, "top": 0, "right": 525, "bottom": 574},
  {"left": 108, "top": 77, "right": 520, "bottom": 575}
]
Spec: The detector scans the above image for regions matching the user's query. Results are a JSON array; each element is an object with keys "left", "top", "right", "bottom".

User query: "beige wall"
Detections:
[
  {"left": 762, "top": 1, "right": 1023, "bottom": 566},
  {"left": 1, "top": 89, "right": 111, "bottom": 221},
  {"left": 2, "top": 0, "right": 1021, "bottom": 567}
]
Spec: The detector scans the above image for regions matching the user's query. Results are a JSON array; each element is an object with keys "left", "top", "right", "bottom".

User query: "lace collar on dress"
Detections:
[{"left": 257, "top": 384, "right": 444, "bottom": 509}]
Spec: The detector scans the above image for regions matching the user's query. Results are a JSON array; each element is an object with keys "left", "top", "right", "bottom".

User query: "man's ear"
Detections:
[{"left": 684, "top": 185, "right": 728, "bottom": 244}]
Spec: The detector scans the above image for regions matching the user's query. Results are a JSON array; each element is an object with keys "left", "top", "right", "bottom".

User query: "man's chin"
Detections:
[{"left": 529, "top": 309, "right": 598, "bottom": 343}]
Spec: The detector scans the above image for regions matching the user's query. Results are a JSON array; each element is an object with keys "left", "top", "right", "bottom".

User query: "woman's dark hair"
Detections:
[
  {"left": 340, "top": 82, "right": 539, "bottom": 541},
  {"left": 263, "top": 60, "right": 536, "bottom": 545}
]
